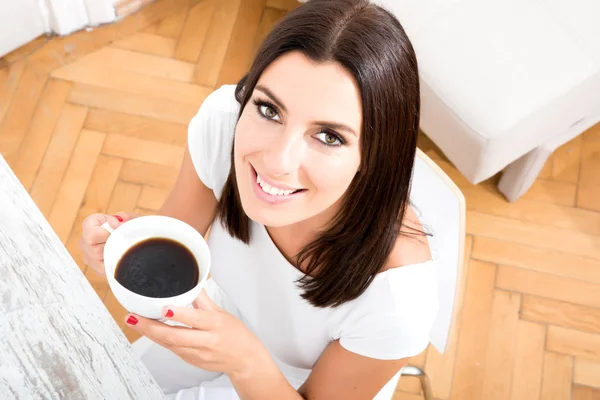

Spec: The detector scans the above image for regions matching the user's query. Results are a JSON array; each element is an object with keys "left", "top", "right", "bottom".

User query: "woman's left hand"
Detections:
[{"left": 125, "top": 291, "right": 269, "bottom": 380}]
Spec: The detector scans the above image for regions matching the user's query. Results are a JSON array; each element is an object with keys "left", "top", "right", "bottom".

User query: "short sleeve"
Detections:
[
  {"left": 338, "top": 262, "right": 439, "bottom": 360},
  {"left": 187, "top": 85, "right": 240, "bottom": 199}
]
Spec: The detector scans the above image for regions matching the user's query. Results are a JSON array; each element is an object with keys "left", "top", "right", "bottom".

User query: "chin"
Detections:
[{"left": 242, "top": 201, "right": 302, "bottom": 228}]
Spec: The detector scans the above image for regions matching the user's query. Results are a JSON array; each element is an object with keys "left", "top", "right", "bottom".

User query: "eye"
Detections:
[
  {"left": 254, "top": 100, "right": 281, "bottom": 122},
  {"left": 315, "top": 131, "right": 344, "bottom": 147}
]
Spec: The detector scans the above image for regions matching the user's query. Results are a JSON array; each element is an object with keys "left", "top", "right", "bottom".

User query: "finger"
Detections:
[
  {"left": 192, "top": 290, "right": 219, "bottom": 311},
  {"left": 162, "top": 305, "right": 217, "bottom": 330},
  {"left": 112, "top": 211, "right": 138, "bottom": 225},
  {"left": 80, "top": 242, "right": 104, "bottom": 265},
  {"left": 125, "top": 314, "right": 214, "bottom": 348}
]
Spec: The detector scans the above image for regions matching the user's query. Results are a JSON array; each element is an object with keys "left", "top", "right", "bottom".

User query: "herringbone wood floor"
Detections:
[{"left": 1, "top": 0, "right": 599, "bottom": 399}]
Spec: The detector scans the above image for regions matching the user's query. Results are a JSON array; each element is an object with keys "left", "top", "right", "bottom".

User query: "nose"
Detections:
[{"left": 262, "top": 127, "right": 304, "bottom": 177}]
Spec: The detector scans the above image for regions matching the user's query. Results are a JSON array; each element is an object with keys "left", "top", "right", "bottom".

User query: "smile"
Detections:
[
  {"left": 256, "top": 174, "right": 302, "bottom": 196},
  {"left": 250, "top": 164, "right": 306, "bottom": 204}
]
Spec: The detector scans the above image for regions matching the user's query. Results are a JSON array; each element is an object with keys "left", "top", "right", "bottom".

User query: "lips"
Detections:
[
  {"left": 249, "top": 164, "right": 306, "bottom": 204},
  {"left": 256, "top": 173, "right": 302, "bottom": 196}
]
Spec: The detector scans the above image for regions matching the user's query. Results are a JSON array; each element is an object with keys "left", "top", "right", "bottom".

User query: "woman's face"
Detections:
[{"left": 234, "top": 51, "right": 363, "bottom": 228}]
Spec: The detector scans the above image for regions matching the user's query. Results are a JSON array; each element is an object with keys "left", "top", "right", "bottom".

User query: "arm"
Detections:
[
  {"left": 158, "top": 146, "right": 218, "bottom": 236},
  {"left": 231, "top": 341, "right": 407, "bottom": 400},
  {"left": 128, "top": 294, "right": 409, "bottom": 400}
]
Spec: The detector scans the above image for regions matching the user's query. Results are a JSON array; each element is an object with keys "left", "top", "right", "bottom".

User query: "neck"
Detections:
[{"left": 265, "top": 207, "right": 336, "bottom": 270}]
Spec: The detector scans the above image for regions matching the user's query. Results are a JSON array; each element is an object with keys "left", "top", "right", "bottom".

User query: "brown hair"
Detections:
[{"left": 217, "top": 0, "right": 422, "bottom": 307}]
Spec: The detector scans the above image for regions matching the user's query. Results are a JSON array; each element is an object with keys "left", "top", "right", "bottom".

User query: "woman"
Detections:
[{"left": 80, "top": 0, "right": 438, "bottom": 398}]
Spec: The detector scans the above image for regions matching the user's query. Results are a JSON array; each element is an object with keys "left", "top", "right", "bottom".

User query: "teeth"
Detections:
[{"left": 256, "top": 172, "right": 299, "bottom": 196}]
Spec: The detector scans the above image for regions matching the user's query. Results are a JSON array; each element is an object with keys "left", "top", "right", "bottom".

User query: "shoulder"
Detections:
[
  {"left": 187, "top": 85, "right": 240, "bottom": 197},
  {"left": 382, "top": 204, "right": 432, "bottom": 271},
  {"left": 334, "top": 261, "right": 438, "bottom": 360}
]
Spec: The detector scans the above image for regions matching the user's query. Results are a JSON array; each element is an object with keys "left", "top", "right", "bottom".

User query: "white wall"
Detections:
[
  {"left": 0, "top": 0, "right": 117, "bottom": 57},
  {"left": 0, "top": 1, "right": 47, "bottom": 57}
]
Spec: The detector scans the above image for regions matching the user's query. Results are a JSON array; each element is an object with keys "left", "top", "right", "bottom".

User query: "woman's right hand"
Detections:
[{"left": 79, "top": 212, "right": 138, "bottom": 275}]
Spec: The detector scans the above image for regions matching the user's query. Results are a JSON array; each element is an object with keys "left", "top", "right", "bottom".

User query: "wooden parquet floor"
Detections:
[{"left": 1, "top": 0, "right": 599, "bottom": 399}]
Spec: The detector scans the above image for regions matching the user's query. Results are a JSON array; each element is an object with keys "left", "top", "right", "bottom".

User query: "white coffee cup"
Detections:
[{"left": 102, "top": 215, "right": 211, "bottom": 319}]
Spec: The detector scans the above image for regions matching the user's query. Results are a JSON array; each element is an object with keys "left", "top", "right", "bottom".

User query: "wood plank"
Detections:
[
  {"left": 26, "top": 0, "right": 189, "bottom": 73},
  {"left": 521, "top": 295, "right": 600, "bottom": 335},
  {"left": 174, "top": 0, "right": 216, "bottom": 62},
  {"left": 64, "top": 155, "right": 123, "bottom": 277},
  {"left": 467, "top": 211, "right": 600, "bottom": 260},
  {"left": 142, "top": 24, "right": 159, "bottom": 34},
  {"left": 573, "top": 385, "right": 600, "bottom": 400},
  {"left": 138, "top": 186, "right": 170, "bottom": 210},
  {"left": 11, "top": 79, "right": 72, "bottom": 190},
  {"left": 0, "top": 155, "right": 163, "bottom": 399},
  {"left": 522, "top": 178, "right": 577, "bottom": 206},
  {"left": 266, "top": 0, "right": 300, "bottom": 11},
  {"left": 52, "top": 62, "right": 209, "bottom": 106},
  {"left": 194, "top": 0, "right": 242, "bottom": 86},
  {"left": 113, "top": 33, "right": 177, "bottom": 58},
  {"left": 472, "top": 236, "right": 600, "bottom": 285},
  {"left": 76, "top": 47, "right": 195, "bottom": 82},
  {"left": 578, "top": 140, "right": 600, "bottom": 212},
  {"left": 392, "top": 390, "right": 429, "bottom": 400},
  {"left": 480, "top": 290, "right": 521, "bottom": 400},
  {"left": 547, "top": 326, "right": 600, "bottom": 360},
  {"left": 84, "top": 108, "right": 187, "bottom": 146},
  {"left": 551, "top": 135, "right": 582, "bottom": 183},
  {"left": 584, "top": 122, "right": 600, "bottom": 141},
  {"left": 0, "top": 65, "right": 48, "bottom": 160},
  {"left": 133, "top": 207, "right": 156, "bottom": 217},
  {"left": 106, "top": 181, "right": 143, "bottom": 216},
  {"left": 156, "top": 7, "right": 189, "bottom": 39},
  {"left": 91, "top": 180, "right": 142, "bottom": 288},
  {"left": 424, "top": 236, "right": 473, "bottom": 399},
  {"left": 29, "top": 104, "right": 88, "bottom": 217},
  {"left": 120, "top": 160, "right": 179, "bottom": 189},
  {"left": 1, "top": 35, "right": 49, "bottom": 65},
  {"left": 48, "top": 130, "right": 106, "bottom": 243},
  {"left": 510, "top": 320, "right": 545, "bottom": 400},
  {"left": 216, "top": 0, "right": 266, "bottom": 87},
  {"left": 497, "top": 265, "right": 600, "bottom": 309},
  {"left": 541, "top": 352, "right": 573, "bottom": 400},
  {"left": 102, "top": 134, "right": 184, "bottom": 168},
  {"left": 538, "top": 156, "right": 553, "bottom": 179},
  {"left": 0, "top": 61, "right": 25, "bottom": 129},
  {"left": 115, "top": 0, "right": 158, "bottom": 17},
  {"left": 68, "top": 83, "right": 200, "bottom": 125},
  {"left": 462, "top": 184, "right": 600, "bottom": 236},
  {"left": 575, "top": 358, "right": 600, "bottom": 389},
  {"left": 450, "top": 261, "right": 497, "bottom": 400}
]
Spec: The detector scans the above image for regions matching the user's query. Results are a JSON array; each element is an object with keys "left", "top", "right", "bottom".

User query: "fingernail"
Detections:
[
  {"left": 114, "top": 215, "right": 124, "bottom": 222},
  {"left": 165, "top": 309, "right": 174, "bottom": 318},
  {"left": 126, "top": 315, "right": 138, "bottom": 325}
]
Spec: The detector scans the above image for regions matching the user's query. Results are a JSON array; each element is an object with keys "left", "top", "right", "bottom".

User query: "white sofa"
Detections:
[{"left": 369, "top": 0, "right": 600, "bottom": 201}]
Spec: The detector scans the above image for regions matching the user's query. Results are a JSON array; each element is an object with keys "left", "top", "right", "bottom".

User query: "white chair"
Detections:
[
  {"left": 374, "top": 148, "right": 466, "bottom": 400},
  {"left": 373, "top": 0, "right": 600, "bottom": 201}
]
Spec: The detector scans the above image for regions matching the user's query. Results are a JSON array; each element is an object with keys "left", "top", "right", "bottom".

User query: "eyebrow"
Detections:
[{"left": 254, "top": 85, "right": 358, "bottom": 137}]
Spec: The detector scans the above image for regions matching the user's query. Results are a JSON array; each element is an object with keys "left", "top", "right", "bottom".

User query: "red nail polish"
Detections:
[
  {"left": 126, "top": 315, "right": 138, "bottom": 325},
  {"left": 165, "top": 309, "right": 174, "bottom": 318},
  {"left": 114, "top": 215, "right": 124, "bottom": 222}
]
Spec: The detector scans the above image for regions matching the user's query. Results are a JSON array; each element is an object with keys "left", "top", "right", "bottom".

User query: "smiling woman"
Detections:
[{"left": 79, "top": 0, "right": 438, "bottom": 399}]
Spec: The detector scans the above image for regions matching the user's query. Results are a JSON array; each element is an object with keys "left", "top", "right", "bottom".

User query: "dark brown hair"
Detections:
[{"left": 217, "top": 0, "right": 421, "bottom": 307}]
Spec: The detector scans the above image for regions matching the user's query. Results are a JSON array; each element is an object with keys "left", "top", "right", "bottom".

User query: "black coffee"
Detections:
[{"left": 115, "top": 238, "right": 199, "bottom": 298}]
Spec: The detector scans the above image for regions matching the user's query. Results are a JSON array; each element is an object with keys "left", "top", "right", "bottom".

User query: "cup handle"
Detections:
[{"left": 101, "top": 221, "right": 115, "bottom": 234}]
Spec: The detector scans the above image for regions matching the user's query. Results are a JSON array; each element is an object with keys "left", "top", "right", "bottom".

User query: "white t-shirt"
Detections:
[{"left": 187, "top": 85, "right": 439, "bottom": 388}]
